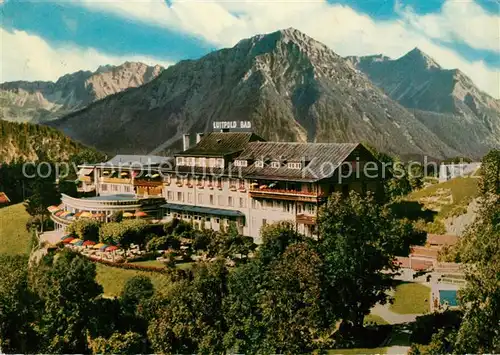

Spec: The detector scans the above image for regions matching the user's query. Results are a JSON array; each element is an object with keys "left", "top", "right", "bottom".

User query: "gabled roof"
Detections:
[
  {"left": 238, "top": 142, "right": 361, "bottom": 181},
  {"left": 0, "top": 192, "right": 10, "bottom": 204},
  {"left": 177, "top": 132, "right": 265, "bottom": 157}
]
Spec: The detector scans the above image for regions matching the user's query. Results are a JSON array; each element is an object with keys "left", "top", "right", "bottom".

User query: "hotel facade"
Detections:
[{"left": 51, "top": 132, "right": 384, "bottom": 243}]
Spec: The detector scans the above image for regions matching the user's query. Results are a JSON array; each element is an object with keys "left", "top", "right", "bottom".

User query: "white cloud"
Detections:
[
  {"left": 0, "top": 28, "right": 172, "bottom": 83},
  {"left": 397, "top": 0, "right": 500, "bottom": 53}
]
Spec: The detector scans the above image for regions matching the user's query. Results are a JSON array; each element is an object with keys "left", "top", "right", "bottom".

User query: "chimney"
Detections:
[
  {"left": 183, "top": 134, "right": 190, "bottom": 151},
  {"left": 196, "top": 133, "right": 204, "bottom": 144}
]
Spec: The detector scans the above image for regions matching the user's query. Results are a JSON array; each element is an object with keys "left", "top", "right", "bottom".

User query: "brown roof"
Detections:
[
  {"left": 0, "top": 192, "right": 10, "bottom": 204},
  {"left": 427, "top": 234, "right": 459, "bottom": 246},
  {"left": 177, "top": 132, "right": 265, "bottom": 157},
  {"left": 239, "top": 142, "right": 361, "bottom": 182}
]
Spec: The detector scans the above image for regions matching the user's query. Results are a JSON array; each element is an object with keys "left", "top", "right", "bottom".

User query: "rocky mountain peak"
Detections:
[{"left": 398, "top": 47, "right": 441, "bottom": 70}]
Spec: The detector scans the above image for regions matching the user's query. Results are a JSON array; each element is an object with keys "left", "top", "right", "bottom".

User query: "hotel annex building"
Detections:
[{"left": 52, "top": 132, "right": 384, "bottom": 243}]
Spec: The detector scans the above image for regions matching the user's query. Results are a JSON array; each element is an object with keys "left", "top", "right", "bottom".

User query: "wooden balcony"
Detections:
[
  {"left": 133, "top": 180, "right": 163, "bottom": 187},
  {"left": 296, "top": 214, "right": 316, "bottom": 225},
  {"left": 249, "top": 187, "right": 323, "bottom": 202},
  {"left": 101, "top": 177, "right": 132, "bottom": 184}
]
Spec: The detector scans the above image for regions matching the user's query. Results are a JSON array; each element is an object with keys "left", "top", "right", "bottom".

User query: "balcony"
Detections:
[
  {"left": 296, "top": 214, "right": 316, "bottom": 225},
  {"left": 101, "top": 177, "right": 132, "bottom": 184},
  {"left": 249, "top": 187, "right": 323, "bottom": 202},
  {"left": 133, "top": 179, "right": 163, "bottom": 187}
]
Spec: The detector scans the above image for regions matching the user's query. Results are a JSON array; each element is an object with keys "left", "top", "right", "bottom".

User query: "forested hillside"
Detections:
[{"left": 0, "top": 120, "right": 102, "bottom": 163}]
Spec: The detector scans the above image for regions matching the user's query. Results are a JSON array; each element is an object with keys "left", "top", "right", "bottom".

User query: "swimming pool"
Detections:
[{"left": 439, "top": 290, "right": 458, "bottom": 306}]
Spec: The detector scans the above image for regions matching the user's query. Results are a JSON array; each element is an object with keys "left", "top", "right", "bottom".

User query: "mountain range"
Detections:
[
  {"left": 0, "top": 62, "right": 163, "bottom": 123},
  {"left": 2, "top": 28, "right": 499, "bottom": 160}
]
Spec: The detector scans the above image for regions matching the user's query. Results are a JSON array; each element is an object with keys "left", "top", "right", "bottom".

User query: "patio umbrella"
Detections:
[
  {"left": 92, "top": 213, "right": 105, "bottom": 218},
  {"left": 151, "top": 173, "right": 160, "bottom": 178},
  {"left": 93, "top": 243, "right": 106, "bottom": 249},
  {"left": 268, "top": 182, "right": 277, "bottom": 188},
  {"left": 80, "top": 212, "right": 93, "bottom": 218},
  {"left": 120, "top": 172, "right": 129, "bottom": 177},
  {"left": 47, "top": 205, "right": 60, "bottom": 213},
  {"left": 99, "top": 244, "right": 109, "bottom": 251},
  {"left": 123, "top": 212, "right": 134, "bottom": 218},
  {"left": 62, "top": 237, "right": 75, "bottom": 244},
  {"left": 55, "top": 211, "right": 64, "bottom": 217},
  {"left": 70, "top": 238, "right": 82, "bottom": 245},
  {"left": 60, "top": 234, "right": 73, "bottom": 241},
  {"left": 259, "top": 185, "right": 267, "bottom": 189},
  {"left": 83, "top": 240, "right": 96, "bottom": 247},
  {"left": 105, "top": 246, "right": 119, "bottom": 252},
  {"left": 73, "top": 240, "right": 84, "bottom": 246},
  {"left": 135, "top": 211, "right": 148, "bottom": 217},
  {"left": 74, "top": 212, "right": 83, "bottom": 218}
]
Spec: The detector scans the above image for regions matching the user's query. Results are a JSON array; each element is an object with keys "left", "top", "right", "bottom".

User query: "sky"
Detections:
[{"left": 1, "top": 0, "right": 499, "bottom": 98}]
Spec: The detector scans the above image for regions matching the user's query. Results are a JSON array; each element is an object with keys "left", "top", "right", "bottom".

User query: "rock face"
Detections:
[
  {"left": 0, "top": 62, "right": 163, "bottom": 123},
  {"left": 347, "top": 49, "right": 500, "bottom": 158},
  {"left": 51, "top": 29, "right": 462, "bottom": 158}
]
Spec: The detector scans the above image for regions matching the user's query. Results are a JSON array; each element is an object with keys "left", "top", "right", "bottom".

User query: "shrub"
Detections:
[{"left": 67, "top": 218, "right": 101, "bottom": 241}]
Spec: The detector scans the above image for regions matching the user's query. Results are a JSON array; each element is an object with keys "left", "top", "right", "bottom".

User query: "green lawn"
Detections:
[
  {"left": 390, "top": 282, "right": 430, "bottom": 314},
  {"left": 95, "top": 263, "right": 171, "bottom": 298},
  {"left": 364, "top": 314, "right": 389, "bottom": 325},
  {"left": 409, "top": 176, "right": 478, "bottom": 218},
  {"left": 130, "top": 259, "right": 166, "bottom": 268},
  {"left": 0, "top": 203, "right": 32, "bottom": 255}
]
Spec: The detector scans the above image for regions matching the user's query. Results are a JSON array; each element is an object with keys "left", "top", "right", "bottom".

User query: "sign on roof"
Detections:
[{"left": 213, "top": 121, "right": 252, "bottom": 130}]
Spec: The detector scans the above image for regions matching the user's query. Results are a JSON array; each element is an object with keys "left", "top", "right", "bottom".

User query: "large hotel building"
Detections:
[{"left": 51, "top": 131, "right": 383, "bottom": 243}]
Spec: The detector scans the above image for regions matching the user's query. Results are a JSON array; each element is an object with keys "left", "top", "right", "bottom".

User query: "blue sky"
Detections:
[{"left": 1, "top": 0, "right": 499, "bottom": 97}]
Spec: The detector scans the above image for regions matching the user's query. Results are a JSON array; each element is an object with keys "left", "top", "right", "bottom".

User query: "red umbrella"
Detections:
[
  {"left": 105, "top": 246, "right": 119, "bottom": 252},
  {"left": 62, "top": 237, "right": 75, "bottom": 244},
  {"left": 82, "top": 240, "right": 96, "bottom": 246},
  {"left": 135, "top": 211, "right": 148, "bottom": 217}
]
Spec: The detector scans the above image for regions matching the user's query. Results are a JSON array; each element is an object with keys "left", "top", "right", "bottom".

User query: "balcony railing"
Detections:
[
  {"left": 101, "top": 177, "right": 132, "bottom": 184},
  {"left": 249, "top": 187, "right": 323, "bottom": 202}
]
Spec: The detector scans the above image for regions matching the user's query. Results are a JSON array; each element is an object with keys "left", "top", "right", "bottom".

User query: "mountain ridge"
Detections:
[
  {"left": 0, "top": 62, "right": 164, "bottom": 123},
  {"left": 346, "top": 48, "right": 500, "bottom": 157},
  {"left": 49, "top": 28, "right": 464, "bottom": 159}
]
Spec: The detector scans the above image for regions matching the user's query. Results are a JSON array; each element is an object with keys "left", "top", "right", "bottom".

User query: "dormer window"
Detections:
[
  {"left": 176, "top": 157, "right": 185, "bottom": 166},
  {"left": 234, "top": 159, "right": 248, "bottom": 167},
  {"left": 287, "top": 162, "right": 302, "bottom": 169},
  {"left": 255, "top": 160, "right": 264, "bottom": 168},
  {"left": 270, "top": 161, "right": 281, "bottom": 168}
]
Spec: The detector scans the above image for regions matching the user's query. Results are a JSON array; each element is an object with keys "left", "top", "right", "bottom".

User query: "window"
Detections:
[
  {"left": 167, "top": 191, "right": 173, "bottom": 200},
  {"left": 177, "top": 192, "right": 183, "bottom": 202},
  {"left": 188, "top": 192, "right": 193, "bottom": 203},
  {"left": 262, "top": 219, "right": 267, "bottom": 226},
  {"left": 216, "top": 218, "right": 220, "bottom": 224},
  {"left": 297, "top": 204, "right": 303, "bottom": 214},
  {"left": 270, "top": 161, "right": 281, "bottom": 168},
  {"left": 218, "top": 195, "right": 224, "bottom": 206},
  {"left": 230, "top": 179, "right": 238, "bottom": 187},
  {"left": 112, "top": 185, "right": 119, "bottom": 192},
  {"left": 234, "top": 159, "right": 248, "bottom": 167},
  {"left": 176, "top": 157, "right": 184, "bottom": 166},
  {"left": 306, "top": 204, "right": 315, "bottom": 214},
  {"left": 239, "top": 197, "right": 246, "bottom": 208},
  {"left": 273, "top": 200, "right": 280, "bottom": 209},
  {"left": 216, "top": 178, "right": 223, "bottom": 189},
  {"left": 287, "top": 162, "right": 302, "bottom": 169},
  {"left": 124, "top": 185, "right": 132, "bottom": 193},
  {"left": 166, "top": 209, "right": 171, "bottom": 216},
  {"left": 209, "top": 194, "right": 214, "bottom": 205},
  {"left": 282, "top": 202, "right": 291, "bottom": 213},
  {"left": 239, "top": 179, "right": 245, "bottom": 190},
  {"left": 101, "top": 184, "right": 108, "bottom": 191},
  {"left": 198, "top": 193, "right": 203, "bottom": 204},
  {"left": 228, "top": 196, "right": 233, "bottom": 206},
  {"left": 255, "top": 161, "right": 264, "bottom": 168},
  {"left": 216, "top": 158, "right": 224, "bottom": 168}
]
